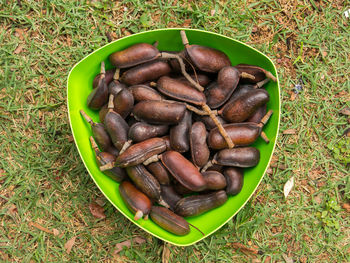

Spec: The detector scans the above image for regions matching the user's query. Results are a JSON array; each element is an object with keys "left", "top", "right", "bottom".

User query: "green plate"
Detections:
[{"left": 67, "top": 28, "right": 280, "bottom": 246}]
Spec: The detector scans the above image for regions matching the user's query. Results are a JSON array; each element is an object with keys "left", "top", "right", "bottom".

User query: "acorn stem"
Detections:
[
  {"left": 143, "top": 154, "right": 160, "bottom": 166},
  {"left": 260, "top": 132, "right": 270, "bottom": 143},
  {"left": 107, "top": 94, "right": 115, "bottom": 111},
  {"left": 202, "top": 104, "right": 234, "bottom": 148},
  {"left": 134, "top": 210, "right": 144, "bottom": 220},
  {"left": 100, "top": 61, "right": 106, "bottom": 75},
  {"left": 240, "top": 72, "right": 255, "bottom": 80},
  {"left": 119, "top": 140, "right": 132, "bottom": 154},
  {"left": 99, "top": 162, "right": 115, "bottom": 171},
  {"left": 80, "top": 109, "right": 94, "bottom": 125},
  {"left": 255, "top": 78, "right": 270, "bottom": 89},
  {"left": 89, "top": 136, "right": 99, "bottom": 152},
  {"left": 158, "top": 198, "right": 170, "bottom": 209},
  {"left": 113, "top": 68, "right": 120, "bottom": 81},
  {"left": 149, "top": 81, "right": 157, "bottom": 87}
]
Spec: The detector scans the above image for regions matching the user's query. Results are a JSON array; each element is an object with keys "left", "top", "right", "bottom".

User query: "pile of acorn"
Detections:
[{"left": 80, "top": 31, "right": 276, "bottom": 236}]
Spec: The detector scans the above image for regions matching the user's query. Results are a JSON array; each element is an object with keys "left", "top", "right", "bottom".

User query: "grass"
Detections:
[{"left": 0, "top": 0, "right": 349, "bottom": 262}]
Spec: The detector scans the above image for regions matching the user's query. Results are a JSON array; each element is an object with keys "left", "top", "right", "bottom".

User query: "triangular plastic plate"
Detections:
[{"left": 67, "top": 28, "right": 280, "bottom": 246}]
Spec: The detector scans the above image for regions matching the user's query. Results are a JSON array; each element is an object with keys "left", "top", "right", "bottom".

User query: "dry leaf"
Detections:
[
  {"left": 162, "top": 242, "right": 171, "bottom": 263},
  {"left": 266, "top": 168, "right": 273, "bottom": 175},
  {"left": 7, "top": 204, "right": 17, "bottom": 215},
  {"left": 283, "top": 177, "right": 294, "bottom": 198},
  {"left": 64, "top": 236, "right": 76, "bottom": 254},
  {"left": 0, "top": 169, "right": 6, "bottom": 183},
  {"left": 14, "top": 45, "right": 24, "bottom": 54},
  {"left": 283, "top": 129, "right": 296, "bottom": 135},
  {"left": 210, "top": 9, "right": 216, "bottom": 16},
  {"left": 182, "top": 19, "right": 192, "bottom": 27},
  {"left": 95, "top": 197, "right": 106, "bottom": 207},
  {"left": 270, "top": 163, "right": 287, "bottom": 170},
  {"left": 342, "top": 203, "right": 350, "bottom": 212},
  {"left": 282, "top": 253, "right": 293, "bottom": 263},
  {"left": 114, "top": 236, "right": 146, "bottom": 254},
  {"left": 289, "top": 91, "right": 297, "bottom": 101},
  {"left": 89, "top": 202, "right": 106, "bottom": 219},
  {"left": 264, "top": 256, "right": 272, "bottom": 263},
  {"left": 339, "top": 107, "right": 350, "bottom": 116},
  {"left": 231, "top": 242, "right": 260, "bottom": 255},
  {"left": 53, "top": 229, "right": 60, "bottom": 236},
  {"left": 343, "top": 127, "right": 350, "bottom": 137},
  {"left": 15, "top": 28, "right": 25, "bottom": 40},
  {"left": 29, "top": 222, "right": 53, "bottom": 234},
  {"left": 105, "top": 32, "right": 113, "bottom": 42}
]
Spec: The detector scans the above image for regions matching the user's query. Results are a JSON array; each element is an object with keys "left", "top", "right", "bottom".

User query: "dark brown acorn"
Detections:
[
  {"left": 119, "top": 181, "right": 152, "bottom": 220},
  {"left": 109, "top": 43, "right": 160, "bottom": 68},
  {"left": 175, "top": 190, "right": 227, "bottom": 217},
  {"left": 87, "top": 62, "right": 109, "bottom": 110}
]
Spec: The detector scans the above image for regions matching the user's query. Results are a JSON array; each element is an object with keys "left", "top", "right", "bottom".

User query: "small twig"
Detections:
[
  {"left": 189, "top": 223, "right": 205, "bottom": 236},
  {"left": 264, "top": 70, "right": 277, "bottom": 82},
  {"left": 179, "top": 31, "right": 201, "bottom": 84},
  {"left": 258, "top": 110, "right": 273, "bottom": 127},
  {"left": 201, "top": 160, "right": 213, "bottom": 172},
  {"left": 160, "top": 52, "right": 204, "bottom": 92},
  {"left": 186, "top": 104, "right": 215, "bottom": 116},
  {"left": 180, "top": 30, "right": 189, "bottom": 46},
  {"left": 202, "top": 104, "right": 234, "bottom": 148},
  {"left": 153, "top": 41, "right": 159, "bottom": 48},
  {"left": 256, "top": 110, "right": 273, "bottom": 143},
  {"left": 176, "top": 30, "right": 233, "bottom": 148},
  {"left": 183, "top": 56, "right": 199, "bottom": 83}
]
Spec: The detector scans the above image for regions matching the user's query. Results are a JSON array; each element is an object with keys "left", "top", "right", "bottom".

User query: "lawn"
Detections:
[{"left": 0, "top": 0, "right": 349, "bottom": 262}]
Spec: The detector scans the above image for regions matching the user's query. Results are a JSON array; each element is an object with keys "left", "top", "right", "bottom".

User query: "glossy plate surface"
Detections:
[{"left": 67, "top": 28, "right": 280, "bottom": 246}]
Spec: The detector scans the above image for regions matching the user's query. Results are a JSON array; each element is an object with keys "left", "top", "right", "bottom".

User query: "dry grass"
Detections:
[{"left": 0, "top": 0, "right": 349, "bottom": 262}]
